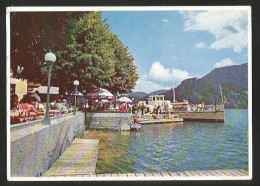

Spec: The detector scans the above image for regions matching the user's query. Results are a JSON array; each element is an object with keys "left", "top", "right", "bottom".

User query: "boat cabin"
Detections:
[{"left": 147, "top": 95, "right": 165, "bottom": 106}]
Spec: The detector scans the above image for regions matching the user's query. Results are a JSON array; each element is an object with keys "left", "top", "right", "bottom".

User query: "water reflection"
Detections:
[{"left": 83, "top": 109, "right": 248, "bottom": 173}]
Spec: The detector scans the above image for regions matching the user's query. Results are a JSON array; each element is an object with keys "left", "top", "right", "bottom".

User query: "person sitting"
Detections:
[
  {"left": 132, "top": 114, "right": 141, "bottom": 124},
  {"left": 61, "top": 99, "right": 70, "bottom": 113},
  {"left": 29, "top": 97, "right": 45, "bottom": 113},
  {"left": 20, "top": 93, "right": 31, "bottom": 104},
  {"left": 62, "top": 99, "right": 70, "bottom": 108},
  {"left": 27, "top": 97, "right": 44, "bottom": 115},
  {"left": 10, "top": 94, "right": 21, "bottom": 124},
  {"left": 11, "top": 97, "right": 43, "bottom": 123},
  {"left": 53, "top": 98, "right": 63, "bottom": 112},
  {"left": 11, "top": 94, "right": 19, "bottom": 111}
]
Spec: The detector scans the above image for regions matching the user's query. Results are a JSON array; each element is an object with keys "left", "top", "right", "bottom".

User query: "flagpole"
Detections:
[
  {"left": 219, "top": 83, "right": 224, "bottom": 103},
  {"left": 173, "top": 78, "right": 176, "bottom": 102}
]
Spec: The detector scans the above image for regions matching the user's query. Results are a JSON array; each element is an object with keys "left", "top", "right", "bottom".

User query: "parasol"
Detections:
[
  {"left": 118, "top": 96, "right": 132, "bottom": 103},
  {"left": 87, "top": 88, "right": 114, "bottom": 100}
]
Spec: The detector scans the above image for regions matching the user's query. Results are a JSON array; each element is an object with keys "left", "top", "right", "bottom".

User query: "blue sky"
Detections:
[{"left": 102, "top": 9, "right": 249, "bottom": 93}]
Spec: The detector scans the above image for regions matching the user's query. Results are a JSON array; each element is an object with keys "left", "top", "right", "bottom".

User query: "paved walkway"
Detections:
[{"left": 43, "top": 138, "right": 99, "bottom": 176}]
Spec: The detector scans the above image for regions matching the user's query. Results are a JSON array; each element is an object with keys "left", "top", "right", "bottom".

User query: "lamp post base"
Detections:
[{"left": 42, "top": 115, "right": 51, "bottom": 125}]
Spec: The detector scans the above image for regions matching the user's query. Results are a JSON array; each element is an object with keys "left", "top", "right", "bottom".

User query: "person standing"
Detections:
[
  {"left": 29, "top": 90, "right": 41, "bottom": 102},
  {"left": 141, "top": 103, "right": 144, "bottom": 115},
  {"left": 157, "top": 105, "right": 160, "bottom": 115},
  {"left": 120, "top": 102, "right": 127, "bottom": 112}
]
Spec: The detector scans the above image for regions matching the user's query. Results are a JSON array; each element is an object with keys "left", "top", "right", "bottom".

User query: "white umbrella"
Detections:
[
  {"left": 118, "top": 96, "right": 132, "bottom": 103},
  {"left": 87, "top": 88, "right": 114, "bottom": 100}
]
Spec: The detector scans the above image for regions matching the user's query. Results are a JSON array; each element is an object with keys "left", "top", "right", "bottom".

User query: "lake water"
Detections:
[{"left": 83, "top": 109, "right": 248, "bottom": 174}]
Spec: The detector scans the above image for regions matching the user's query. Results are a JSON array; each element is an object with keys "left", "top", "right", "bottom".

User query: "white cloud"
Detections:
[
  {"left": 213, "top": 58, "right": 236, "bottom": 68},
  {"left": 133, "top": 75, "right": 171, "bottom": 93},
  {"left": 161, "top": 19, "right": 169, "bottom": 22},
  {"left": 149, "top": 61, "right": 172, "bottom": 82},
  {"left": 134, "top": 62, "right": 193, "bottom": 93},
  {"left": 149, "top": 61, "right": 191, "bottom": 82},
  {"left": 195, "top": 42, "right": 207, "bottom": 48},
  {"left": 171, "top": 68, "right": 191, "bottom": 82},
  {"left": 181, "top": 10, "right": 248, "bottom": 52}
]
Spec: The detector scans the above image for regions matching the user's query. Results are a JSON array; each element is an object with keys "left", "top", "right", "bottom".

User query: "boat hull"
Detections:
[{"left": 172, "top": 111, "right": 224, "bottom": 122}]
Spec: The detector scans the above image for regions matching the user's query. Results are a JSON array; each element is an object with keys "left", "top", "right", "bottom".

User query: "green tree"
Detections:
[
  {"left": 10, "top": 12, "right": 76, "bottom": 82},
  {"left": 53, "top": 12, "right": 116, "bottom": 95},
  {"left": 107, "top": 34, "right": 139, "bottom": 94},
  {"left": 10, "top": 11, "right": 139, "bottom": 96}
]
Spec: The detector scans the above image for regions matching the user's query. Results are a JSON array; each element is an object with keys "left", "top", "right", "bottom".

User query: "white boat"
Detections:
[
  {"left": 170, "top": 84, "right": 225, "bottom": 122},
  {"left": 171, "top": 103, "right": 224, "bottom": 122},
  {"left": 130, "top": 122, "right": 142, "bottom": 131}
]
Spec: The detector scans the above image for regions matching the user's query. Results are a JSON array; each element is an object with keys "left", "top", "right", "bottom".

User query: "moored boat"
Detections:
[
  {"left": 171, "top": 103, "right": 224, "bottom": 122},
  {"left": 130, "top": 122, "right": 142, "bottom": 131}
]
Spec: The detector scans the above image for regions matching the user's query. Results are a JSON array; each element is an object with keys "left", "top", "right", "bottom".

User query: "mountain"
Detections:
[
  {"left": 165, "top": 63, "right": 248, "bottom": 108},
  {"left": 201, "top": 63, "right": 247, "bottom": 92},
  {"left": 130, "top": 63, "right": 248, "bottom": 108},
  {"left": 128, "top": 91, "right": 148, "bottom": 103},
  {"left": 148, "top": 89, "right": 168, "bottom": 96},
  {"left": 128, "top": 91, "right": 147, "bottom": 98}
]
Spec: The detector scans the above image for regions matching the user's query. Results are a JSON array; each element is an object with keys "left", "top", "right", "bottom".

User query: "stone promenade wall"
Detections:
[
  {"left": 85, "top": 112, "right": 132, "bottom": 131},
  {"left": 10, "top": 112, "right": 85, "bottom": 177}
]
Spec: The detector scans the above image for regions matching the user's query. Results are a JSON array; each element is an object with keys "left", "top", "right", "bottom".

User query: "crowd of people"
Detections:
[
  {"left": 10, "top": 92, "right": 45, "bottom": 124},
  {"left": 82, "top": 101, "right": 133, "bottom": 113},
  {"left": 134, "top": 103, "right": 170, "bottom": 115},
  {"left": 10, "top": 91, "right": 152, "bottom": 125},
  {"left": 10, "top": 91, "right": 74, "bottom": 124}
]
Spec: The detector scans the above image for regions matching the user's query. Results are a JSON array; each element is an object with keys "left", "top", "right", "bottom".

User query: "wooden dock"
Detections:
[
  {"left": 43, "top": 169, "right": 248, "bottom": 178},
  {"left": 43, "top": 138, "right": 99, "bottom": 177}
]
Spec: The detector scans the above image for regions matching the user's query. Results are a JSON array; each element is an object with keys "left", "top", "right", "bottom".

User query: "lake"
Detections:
[{"left": 83, "top": 109, "right": 248, "bottom": 174}]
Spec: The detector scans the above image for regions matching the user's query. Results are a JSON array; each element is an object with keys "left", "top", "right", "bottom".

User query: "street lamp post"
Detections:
[
  {"left": 73, "top": 80, "right": 79, "bottom": 115},
  {"left": 82, "top": 89, "right": 86, "bottom": 111},
  {"left": 42, "top": 52, "right": 56, "bottom": 125}
]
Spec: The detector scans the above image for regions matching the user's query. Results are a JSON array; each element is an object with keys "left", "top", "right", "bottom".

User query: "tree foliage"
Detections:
[
  {"left": 108, "top": 34, "right": 138, "bottom": 94},
  {"left": 11, "top": 12, "right": 74, "bottom": 82},
  {"left": 10, "top": 11, "right": 139, "bottom": 95}
]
